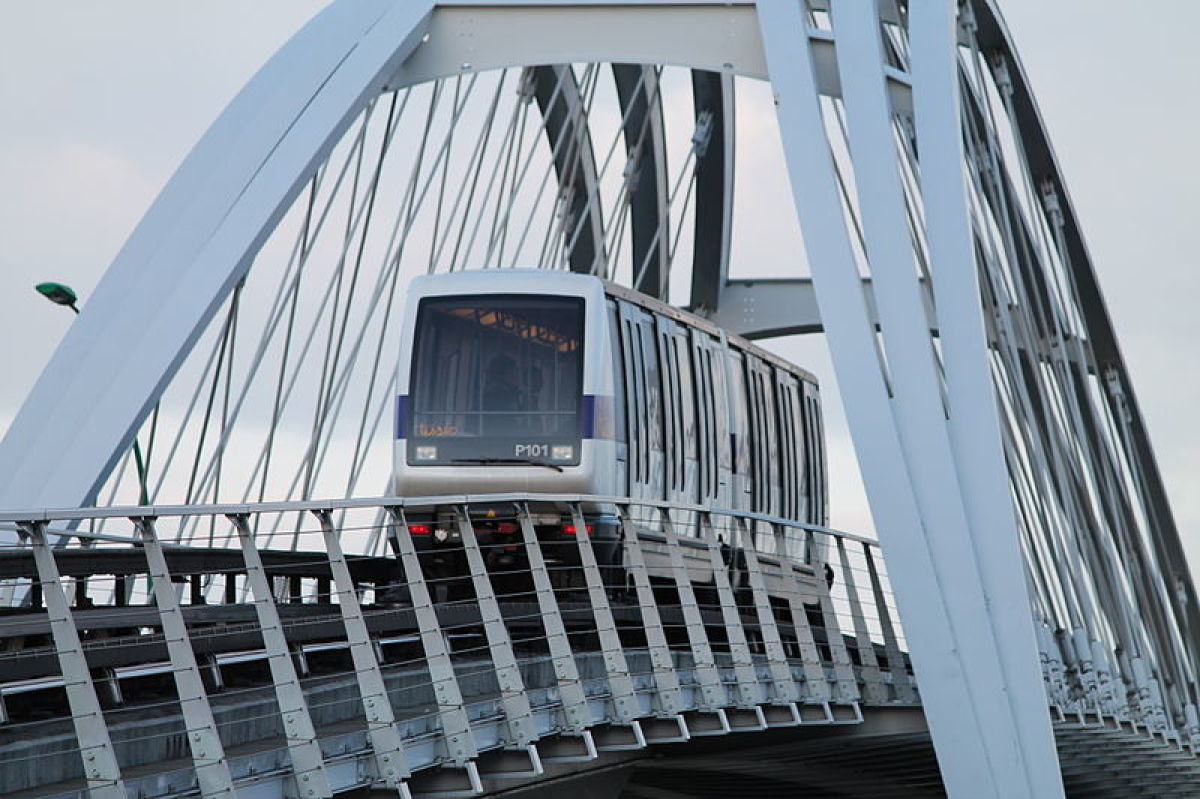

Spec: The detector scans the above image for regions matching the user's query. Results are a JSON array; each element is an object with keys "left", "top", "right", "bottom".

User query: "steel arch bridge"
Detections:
[{"left": 0, "top": 2, "right": 1195, "bottom": 797}]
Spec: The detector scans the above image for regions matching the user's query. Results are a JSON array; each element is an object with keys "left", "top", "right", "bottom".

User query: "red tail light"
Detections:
[
  {"left": 497, "top": 522, "right": 518, "bottom": 534},
  {"left": 408, "top": 524, "right": 432, "bottom": 535},
  {"left": 561, "top": 523, "right": 594, "bottom": 536}
]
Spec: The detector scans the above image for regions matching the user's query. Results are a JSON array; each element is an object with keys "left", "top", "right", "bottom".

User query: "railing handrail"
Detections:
[{"left": 0, "top": 492, "right": 881, "bottom": 548}]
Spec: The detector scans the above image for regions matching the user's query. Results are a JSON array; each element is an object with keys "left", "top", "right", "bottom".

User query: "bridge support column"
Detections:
[
  {"left": 135, "top": 517, "right": 236, "bottom": 799},
  {"left": 312, "top": 510, "right": 413, "bottom": 796},
  {"left": 228, "top": 513, "right": 332, "bottom": 799},
  {"left": 20, "top": 521, "right": 127, "bottom": 799}
]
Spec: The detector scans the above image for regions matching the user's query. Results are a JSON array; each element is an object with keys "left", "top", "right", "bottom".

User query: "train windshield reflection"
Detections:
[{"left": 408, "top": 294, "right": 585, "bottom": 464}]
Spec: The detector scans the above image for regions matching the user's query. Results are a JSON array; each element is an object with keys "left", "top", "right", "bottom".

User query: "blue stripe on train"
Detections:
[
  {"left": 395, "top": 394, "right": 603, "bottom": 439},
  {"left": 395, "top": 394, "right": 408, "bottom": 439},
  {"left": 582, "top": 395, "right": 596, "bottom": 440}
]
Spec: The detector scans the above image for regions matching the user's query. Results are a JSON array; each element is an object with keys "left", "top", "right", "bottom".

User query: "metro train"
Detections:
[{"left": 392, "top": 270, "right": 828, "bottom": 587}]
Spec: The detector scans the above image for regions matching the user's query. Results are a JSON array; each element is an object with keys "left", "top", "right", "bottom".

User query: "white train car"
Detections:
[{"left": 392, "top": 270, "right": 827, "bottom": 589}]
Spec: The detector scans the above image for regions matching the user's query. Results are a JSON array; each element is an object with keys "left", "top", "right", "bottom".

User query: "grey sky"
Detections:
[{"left": 0, "top": 2, "right": 1196, "bottom": 565}]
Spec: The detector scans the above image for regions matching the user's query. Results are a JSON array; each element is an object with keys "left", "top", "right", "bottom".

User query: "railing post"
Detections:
[
  {"left": 135, "top": 517, "right": 236, "bottom": 799},
  {"left": 618, "top": 505, "right": 686, "bottom": 721},
  {"left": 699, "top": 512, "right": 765, "bottom": 713},
  {"left": 384, "top": 508, "right": 482, "bottom": 789},
  {"left": 733, "top": 518, "right": 801, "bottom": 710},
  {"left": 454, "top": 506, "right": 542, "bottom": 768},
  {"left": 776, "top": 524, "right": 859, "bottom": 706},
  {"left": 658, "top": 507, "right": 729, "bottom": 728},
  {"left": 568, "top": 504, "right": 643, "bottom": 736},
  {"left": 834, "top": 537, "right": 886, "bottom": 703},
  {"left": 20, "top": 521, "right": 127, "bottom": 799},
  {"left": 514, "top": 503, "right": 594, "bottom": 747},
  {"left": 863, "top": 542, "right": 915, "bottom": 703},
  {"left": 311, "top": 510, "right": 412, "bottom": 796},
  {"left": 227, "top": 513, "right": 332, "bottom": 799}
]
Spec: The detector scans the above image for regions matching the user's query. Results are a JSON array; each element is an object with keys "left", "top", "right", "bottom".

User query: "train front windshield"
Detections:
[{"left": 407, "top": 294, "right": 585, "bottom": 466}]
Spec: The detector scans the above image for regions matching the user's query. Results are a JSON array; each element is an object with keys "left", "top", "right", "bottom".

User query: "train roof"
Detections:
[{"left": 409, "top": 270, "right": 819, "bottom": 387}]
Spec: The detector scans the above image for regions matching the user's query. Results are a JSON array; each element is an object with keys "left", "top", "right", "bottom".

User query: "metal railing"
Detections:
[{"left": 0, "top": 493, "right": 915, "bottom": 798}]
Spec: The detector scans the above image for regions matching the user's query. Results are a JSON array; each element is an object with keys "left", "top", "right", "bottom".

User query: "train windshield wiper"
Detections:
[{"left": 451, "top": 457, "right": 564, "bottom": 473}]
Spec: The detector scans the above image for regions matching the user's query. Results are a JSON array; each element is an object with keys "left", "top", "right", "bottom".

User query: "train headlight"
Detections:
[
  {"left": 415, "top": 445, "right": 438, "bottom": 461},
  {"left": 551, "top": 445, "right": 573, "bottom": 461}
]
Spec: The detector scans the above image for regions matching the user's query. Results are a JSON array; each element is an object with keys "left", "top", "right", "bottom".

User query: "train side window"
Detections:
[
  {"left": 789, "top": 381, "right": 805, "bottom": 520},
  {"left": 697, "top": 338, "right": 718, "bottom": 500},
  {"left": 727, "top": 349, "right": 750, "bottom": 487},
  {"left": 813, "top": 390, "right": 827, "bottom": 526},
  {"left": 775, "top": 374, "right": 793, "bottom": 519},
  {"left": 656, "top": 318, "right": 680, "bottom": 493},
  {"left": 620, "top": 308, "right": 644, "bottom": 484},
  {"left": 607, "top": 302, "right": 628, "bottom": 447},
  {"left": 690, "top": 333, "right": 709, "bottom": 500},
  {"left": 777, "top": 374, "right": 802, "bottom": 521},
  {"left": 673, "top": 334, "right": 697, "bottom": 499},
  {"left": 638, "top": 316, "right": 664, "bottom": 494},
  {"left": 743, "top": 356, "right": 762, "bottom": 511},
  {"left": 711, "top": 343, "right": 731, "bottom": 476},
  {"left": 749, "top": 359, "right": 779, "bottom": 516}
]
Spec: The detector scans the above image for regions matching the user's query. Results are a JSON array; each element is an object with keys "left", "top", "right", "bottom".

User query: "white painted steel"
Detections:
[
  {"left": 657, "top": 508, "right": 727, "bottom": 715},
  {"left": 230, "top": 514, "right": 333, "bottom": 798},
  {"left": 455, "top": 509, "right": 540, "bottom": 749},
  {"left": 833, "top": 1, "right": 1053, "bottom": 793},
  {"left": 568, "top": 506, "right": 642, "bottom": 727},
  {"left": 618, "top": 506, "right": 687, "bottom": 717},
  {"left": 313, "top": 510, "right": 413, "bottom": 793},
  {"left": 755, "top": 3, "right": 996, "bottom": 795},
  {"left": 516, "top": 504, "right": 594, "bottom": 732},
  {"left": 137, "top": 519, "right": 238, "bottom": 799},
  {"left": 385, "top": 508, "right": 479, "bottom": 769},
  {"left": 23, "top": 522, "right": 128, "bottom": 799},
  {"left": 910, "top": 2, "right": 1065, "bottom": 794},
  {"left": 699, "top": 512, "right": 763, "bottom": 709}
]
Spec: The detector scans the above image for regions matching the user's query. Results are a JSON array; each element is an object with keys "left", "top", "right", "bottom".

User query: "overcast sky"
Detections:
[{"left": 1, "top": 2, "right": 1197, "bottom": 566}]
